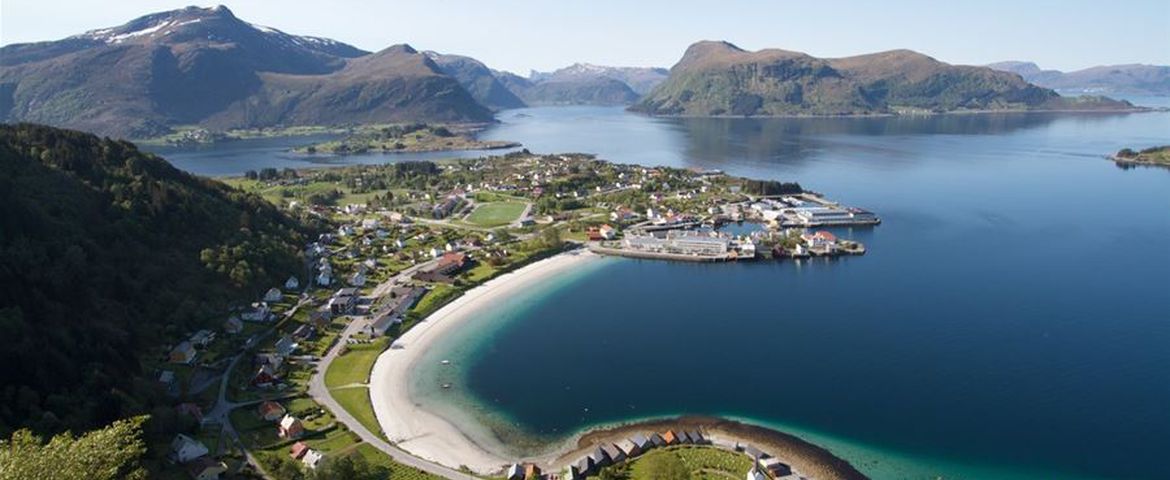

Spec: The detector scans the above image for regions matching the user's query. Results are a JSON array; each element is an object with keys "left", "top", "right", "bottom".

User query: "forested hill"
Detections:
[{"left": 0, "top": 123, "right": 315, "bottom": 435}]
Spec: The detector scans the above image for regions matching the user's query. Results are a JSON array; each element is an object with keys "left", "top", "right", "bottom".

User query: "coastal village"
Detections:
[{"left": 150, "top": 151, "right": 877, "bottom": 480}]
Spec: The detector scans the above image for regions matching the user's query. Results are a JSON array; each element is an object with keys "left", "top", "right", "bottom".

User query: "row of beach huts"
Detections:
[
  {"left": 506, "top": 428, "right": 798, "bottom": 480},
  {"left": 503, "top": 428, "right": 804, "bottom": 479}
]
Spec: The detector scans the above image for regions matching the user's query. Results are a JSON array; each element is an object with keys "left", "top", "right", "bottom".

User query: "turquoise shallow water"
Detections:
[{"left": 152, "top": 101, "right": 1170, "bottom": 479}]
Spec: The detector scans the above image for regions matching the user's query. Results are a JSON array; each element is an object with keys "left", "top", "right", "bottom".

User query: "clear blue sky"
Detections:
[{"left": 2, "top": 0, "right": 1167, "bottom": 74}]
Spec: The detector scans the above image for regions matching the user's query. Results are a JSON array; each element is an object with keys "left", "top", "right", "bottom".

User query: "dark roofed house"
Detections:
[
  {"left": 760, "top": 457, "right": 793, "bottom": 477},
  {"left": 742, "top": 444, "right": 766, "bottom": 460},
  {"left": 602, "top": 443, "right": 626, "bottom": 464},
  {"left": 292, "top": 324, "right": 315, "bottom": 340},
  {"left": 687, "top": 430, "right": 704, "bottom": 444},
  {"left": 590, "top": 447, "right": 611, "bottom": 467},
  {"left": 677, "top": 430, "right": 692, "bottom": 444},
  {"left": 649, "top": 432, "right": 666, "bottom": 447},
  {"left": 185, "top": 456, "right": 227, "bottom": 480},
  {"left": 575, "top": 456, "right": 594, "bottom": 476},
  {"left": 617, "top": 438, "right": 641, "bottom": 458},
  {"left": 631, "top": 433, "right": 651, "bottom": 451}
]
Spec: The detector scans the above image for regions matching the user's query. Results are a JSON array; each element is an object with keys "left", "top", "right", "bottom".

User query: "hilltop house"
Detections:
[
  {"left": 274, "top": 336, "right": 298, "bottom": 357},
  {"left": 285, "top": 276, "right": 300, "bottom": 290},
  {"left": 251, "top": 365, "right": 279, "bottom": 388},
  {"left": 176, "top": 403, "right": 204, "bottom": 424},
  {"left": 185, "top": 457, "right": 227, "bottom": 480},
  {"left": 278, "top": 415, "right": 304, "bottom": 439},
  {"left": 223, "top": 315, "right": 243, "bottom": 334},
  {"left": 169, "top": 342, "right": 197, "bottom": 365},
  {"left": 188, "top": 329, "right": 215, "bottom": 347},
  {"left": 258, "top": 401, "right": 286, "bottom": 421},
  {"left": 310, "top": 308, "right": 333, "bottom": 328},
  {"left": 170, "top": 433, "right": 208, "bottom": 463},
  {"left": 241, "top": 302, "right": 271, "bottom": 322}
]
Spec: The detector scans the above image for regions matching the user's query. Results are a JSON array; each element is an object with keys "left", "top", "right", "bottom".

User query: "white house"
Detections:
[
  {"left": 264, "top": 288, "right": 283, "bottom": 302},
  {"left": 170, "top": 433, "right": 209, "bottom": 463},
  {"left": 349, "top": 271, "right": 366, "bottom": 287},
  {"left": 284, "top": 276, "right": 300, "bottom": 290},
  {"left": 316, "top": 270, "right": 332, "bottom": 286},
  {"left": 302, "top": 449, "right": 324, "bottom": 469}
]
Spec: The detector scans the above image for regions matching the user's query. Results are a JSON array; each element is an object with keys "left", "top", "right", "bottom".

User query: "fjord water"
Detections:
[
  {"left": 467, "top": 107, "right": 1170, "bottom": 480},
  {"left": 159, "top": 105, "right": 1169, "bottom": 479}
]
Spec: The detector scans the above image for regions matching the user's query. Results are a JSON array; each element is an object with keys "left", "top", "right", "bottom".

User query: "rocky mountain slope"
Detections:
[{"left": 0, "top": 6, "right": 492, "bottom": 138}]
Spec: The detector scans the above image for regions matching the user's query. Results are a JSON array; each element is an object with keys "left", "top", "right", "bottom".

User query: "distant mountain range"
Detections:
[
  {"left": 0, "top": 6, "right": 491, "bottom": 138},
  {"left": 633, "top": 41, "right": 1134, "bottom": 117},
  {"left": 987, "top": 61, "right": 1170, "bottom": 95},
  {"left": 0, "top": 7, "right": 1146, "bottom": 138}
]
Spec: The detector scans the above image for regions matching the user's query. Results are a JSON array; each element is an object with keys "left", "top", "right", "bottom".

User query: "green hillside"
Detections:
[{"left": 0, "top": 123, "right": 317, "bottom": 435}]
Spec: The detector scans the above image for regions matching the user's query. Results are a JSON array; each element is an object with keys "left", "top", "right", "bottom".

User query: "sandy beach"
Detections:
[{"left": 369, "top": 249, "right": 602, "bottom": 475}]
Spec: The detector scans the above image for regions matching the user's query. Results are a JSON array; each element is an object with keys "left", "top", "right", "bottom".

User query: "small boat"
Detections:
[
  {"left": 440, "top": 359, "right": 451, "bottom": 365},
  {"left": 441, "top": 383, "right": 452, "bottom": 389}
]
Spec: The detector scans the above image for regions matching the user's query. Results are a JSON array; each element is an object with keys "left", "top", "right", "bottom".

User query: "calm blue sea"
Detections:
[{"left": 155, "top": 101, "right": 1170, "bottom": 479}]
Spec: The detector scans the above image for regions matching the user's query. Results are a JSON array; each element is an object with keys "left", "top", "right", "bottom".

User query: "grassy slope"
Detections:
[
  {"left": 628, "top": 446, "right": 753, "bottom": 480},
  {"left": 325, "top": 339, "right": 389, "bottom": 388}
]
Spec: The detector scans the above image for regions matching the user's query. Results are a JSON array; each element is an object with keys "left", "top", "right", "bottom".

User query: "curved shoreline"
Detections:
[
  {"left": 370, "top": 250, "right": 866, "bottom": 478},
  {"left": 370, "top": 250, "right": 603, "bottom": 473}
]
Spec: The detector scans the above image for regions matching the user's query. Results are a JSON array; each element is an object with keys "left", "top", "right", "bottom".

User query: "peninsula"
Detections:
[
  {"left": 292, "top": 123, "right": 520, "bottom": 155},
  {"left": 1111, "top": 145, "right": 1170, "bottom": 168}
]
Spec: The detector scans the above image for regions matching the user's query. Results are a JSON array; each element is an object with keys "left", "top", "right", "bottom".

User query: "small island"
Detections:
[
  {"left": 293, "top": 123, "right": 520, "bottom": 155},
  {"left": 1112, "top": 146, "right": 1170, "bottom": 168}
]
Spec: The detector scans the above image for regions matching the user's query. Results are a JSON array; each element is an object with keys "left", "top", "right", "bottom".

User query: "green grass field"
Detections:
[
  {"left": 465, "top": 201, "right": 527, "bottom": 227},
  {"left": 627, "top": 446, "right": 753, "bottom": 480},
  {"left": 325, "top": 339, "right": 388, "bottom": 388},
  {"left": 329, "top": 387, "right": 381, "bottom": 439}
]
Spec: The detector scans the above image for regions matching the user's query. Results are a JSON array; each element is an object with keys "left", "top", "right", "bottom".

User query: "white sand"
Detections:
[{"left": 370, "top": 250, "right": 601, "bottom": 475}]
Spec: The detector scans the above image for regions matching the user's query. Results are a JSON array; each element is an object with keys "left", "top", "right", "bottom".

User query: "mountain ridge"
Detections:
[
  {"left": 634, "top": 41, "right": 1134, "bottom": 117},
  {"left": 0, "top": 6, "right": 492, "bottom": 138},
  {"left": 987, "top": 61, "right": 1170, "bottom": 95}
]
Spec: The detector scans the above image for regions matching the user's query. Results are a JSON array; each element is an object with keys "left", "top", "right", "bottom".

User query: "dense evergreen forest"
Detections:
[{"left": 0, "top": 124, "right": 317, "bottom": 435}]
